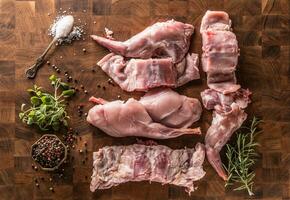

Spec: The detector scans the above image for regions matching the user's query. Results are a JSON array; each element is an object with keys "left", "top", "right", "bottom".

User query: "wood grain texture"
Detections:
[{"left": 0, "top": 0, "right": 289, "bottom": 199}]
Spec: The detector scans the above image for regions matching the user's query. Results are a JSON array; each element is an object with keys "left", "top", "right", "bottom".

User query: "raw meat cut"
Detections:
[
  {"left": 200, "top": 89, "right": 251, "bottom": 179},
  {"left": 200, "top": 11, "right": 251, "bottom": 180},
  {"left": 202, "top": 31, "right": 238, "bottom": 55},
  {"left": 87, "top": 89, "right": 202, "bottom": 139},
  {"left": 207, "top": 71, "right": 240, "bottom": 94},
  {"left": 97, "top": 53, "right": 199, "bottom": 92},
  {"left": 202, "top": 52, "right": 238, "bottom": 74},
  {"left": 200, "top": 10, "right": 240, "bottom": 94},
  {"left": 90, "top": 143, "right": 206, "bottom": 194},
  {"left": 98, "top": 53, "right": 176, "bottom": 92},
  {"left": 140, "top": 88, "right": 202, "bottom": 128},
  {"left": 205, "top": 103, "right": 247, "bottom": 180},
  {"left": 175, "top": 53, "right": 200, "bottom": 87},
  {"left": 201, "top": 88, "right": 251, "bottom": 112},
  {"left": 91, "top": 20, "right": 194, "bottom": 63},
  {"left": 200, "top": 10, "right": 231, "bottom": 33}
]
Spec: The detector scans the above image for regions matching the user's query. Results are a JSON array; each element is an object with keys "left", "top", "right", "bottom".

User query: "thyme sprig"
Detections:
[{"left": 225, "top": 117, "right": 262, "bottom": 196}]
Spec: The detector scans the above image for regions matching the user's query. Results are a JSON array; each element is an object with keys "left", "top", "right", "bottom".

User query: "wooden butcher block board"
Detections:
[{"left": 0, "top": 0, "right": 289, "bottom": 199}]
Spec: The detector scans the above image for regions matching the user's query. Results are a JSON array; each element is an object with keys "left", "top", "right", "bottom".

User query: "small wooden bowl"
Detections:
[{"left": 31, "top": 134, "right": 67, "bottom": 171}]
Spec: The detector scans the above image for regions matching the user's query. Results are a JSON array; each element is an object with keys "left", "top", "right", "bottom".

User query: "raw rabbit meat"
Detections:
[
  {"left": 87, "top": 89, "right": 202, "bottom": 139},
  {"left": 91, "top": 20, "right": 194, "bottom": 63},
  {"left": 205, "top": 103, "right": 247, "bottom": 180},
  {"left": 200, "top": 10, "right": 240, "bottom": 94},
  {"left": 90, "top": 143, "right": 206, "bottom": 194},
  {"left": 97, "top": 53, "right": 199, "bottom": 92},
  {"left": 200, "top": 10, "right": 251, "bottom": 180},
  {"left": 140, "top": 88, "right": 202, "bottom": 128}
]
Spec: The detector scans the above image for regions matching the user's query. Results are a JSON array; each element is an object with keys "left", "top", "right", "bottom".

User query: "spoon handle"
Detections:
[{"left": 25, "top": 39, "right": 57, "bottom": 79}]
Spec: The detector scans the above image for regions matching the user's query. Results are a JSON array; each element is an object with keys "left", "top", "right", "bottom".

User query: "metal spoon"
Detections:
[
  {"left": 25, "top": 15, "right": 74, "bottom": 79},
  {"left": 25, "top": 38, "right": 57, "bottom": 79}
]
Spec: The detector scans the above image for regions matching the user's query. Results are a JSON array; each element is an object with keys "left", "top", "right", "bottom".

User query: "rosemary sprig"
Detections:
[{"left": 224, "top": 117, "right": 262, "bottom": 196}]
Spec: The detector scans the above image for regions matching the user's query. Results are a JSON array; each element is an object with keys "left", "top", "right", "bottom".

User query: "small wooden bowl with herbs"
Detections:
[{"left": 31, "top": 134, "right": 67, "bottom": 171}]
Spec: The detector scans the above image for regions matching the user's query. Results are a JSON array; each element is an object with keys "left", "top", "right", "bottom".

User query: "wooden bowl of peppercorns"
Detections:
[{"left": 31, "top": 134, "right": 67, "bottom": 171}]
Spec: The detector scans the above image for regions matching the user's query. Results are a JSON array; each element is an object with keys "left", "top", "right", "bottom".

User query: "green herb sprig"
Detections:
[
  {"left": 19, "top": 75, "right": 75, "bottom": 131},
  {"left": 225, "top": 117, "right": 262, "bottom": 196}
]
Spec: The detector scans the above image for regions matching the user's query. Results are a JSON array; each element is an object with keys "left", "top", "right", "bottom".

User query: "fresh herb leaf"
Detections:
[
  {"left": 30, "top": 96, "right": 41, "bottom": 105},
  {"left": 224, "top": 117, "right": 262, "bottom": 196},
  {"left": 19, "top": 112, "right": 24, "bottom": 119},
  {"left": 49, "top": 74, "right": 57, "bottom": 82},
  {"left": 60, "top": 82, "right": 70, "bottom": 90},
  {"left": 41, "top": 96, "right": 51, "bottom": 104},
  {"left": 62, "top": 89, "right": 75, "bottom": 98}
]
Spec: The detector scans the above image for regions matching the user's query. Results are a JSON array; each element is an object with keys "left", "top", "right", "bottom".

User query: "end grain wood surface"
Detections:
[{"left": 0, "top": 0, "right": 289, "bottom": 199}]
